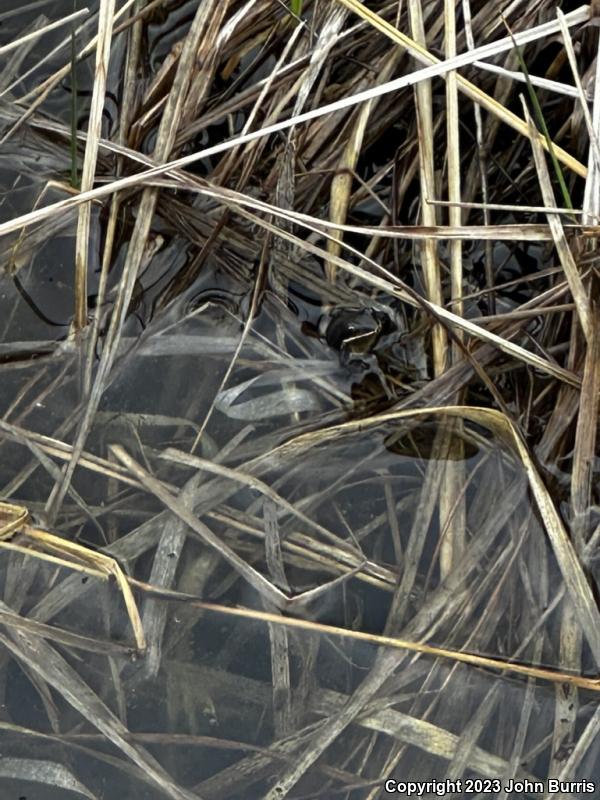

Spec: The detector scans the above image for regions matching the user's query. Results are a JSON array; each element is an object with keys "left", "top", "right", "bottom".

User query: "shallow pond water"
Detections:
[{"left": 0, "top": 2, "right": 599, "bottom": 799}]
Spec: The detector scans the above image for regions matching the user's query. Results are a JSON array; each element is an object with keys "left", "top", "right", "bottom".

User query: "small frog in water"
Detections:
[
  {"left": 315, "top": 304, "right": 428, "bottom": 405},
  {"left": 318, "top": 306, "right": 393, "bottom": 361},
  {"left": 317, "top": 306, "right": 400, "bottom": 400}
]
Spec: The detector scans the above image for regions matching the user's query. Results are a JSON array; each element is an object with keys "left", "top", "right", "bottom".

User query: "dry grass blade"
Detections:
[
  {"left": 473, "top": 60, "right": 582, "bottom": 99},
  {"left": 544, "top": 707, "right": 600, "bottom": 797},
  {"left": 45, "top": 0, "right": 230, "bottom": 521},
  {"left": 189, "top": 666, "right": 534, "bottom": 787},
  {"left": 409, "top": 0, "right": 446, "bottom": 377},
  {"left": 74, "top": 0, "right": 116, "bottom": 332},
  {"left": 440, "top": 0, "right": 466, "bottom": 577},
  {"left": 522, "top": 99, "right": 593, "bottom": 343},
  {"left": 429, "top": 199, "right": 585, "bottom": 214},
  {"left": 571, "top": 309, "right": 600, "bottom": 548},
  {"left": 0, "top": 627, "right": 199, "bottom": 800},
  {"left": 3, "top": 1, "right": 600, "bottom": 794},
  {"left": 326, "top": 97, "right": 372, "bottom": 283},
  {"left": 199, "top": 192, "right": 580, "bottom": 386},
  {"left": 0, "top": 501, "right": 29, "bottom": 537},
  {"left": 445, "top": 0, "right": 462, "bottom": 333},
  {"left": 0, "top": 14, "right": 592, "bottom": 243},
  {"left": 109, "top": 444, "right": 289, "bottom": 609},
  {"left": 0, "top": 606, "right": 133, "bottom": 656},
  {"left": 170, "top": 600, "right": 600, "bottom": 692},
  {"left": 582, "top": 22, "right": 600, "bottom": 222},
  {"left": 270, "top": 405, "right": 600, "bottom": 665},
  {"left": 82, "top": 0, "right": 145, "bottom": 393},
  {"left": 326, "top": 49, "right": 398, "bottom": 281},
  {"left": 552, "top": 309, "right": 600, "bottom": 764},
  {"left": 0, "top": 417, "right": 143, "bottom": 489},
  {"left": 160, "top": 447, "right": 359, "bottom": 555},
  {"left": 557, "top": 9, "right": 600, "bottom": 191},
  {"left": 0, "top": 503, "right": 145, "bottom": 650},
  {"left": 556, "top": 8, "right": 600, "bottom": 224},
  {"left": 0, "top": 0, "right": 137, "bottom": 143},
  {"left": 335, "top": 0, "right": 587, "bottom": 176},
  {"left": 0, "top": 758, "right": 95, "bottom": 799},
  {"left": 0, "top": 7, "right": 89, "bottom": 57}
]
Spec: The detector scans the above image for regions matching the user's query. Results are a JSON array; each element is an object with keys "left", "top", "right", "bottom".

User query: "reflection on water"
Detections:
[
  {"left": 0, "top": 2, "right": 598, "bottom": 799},
  {"left": 0, "top": 279, "right": 597, "bottom": 796}
]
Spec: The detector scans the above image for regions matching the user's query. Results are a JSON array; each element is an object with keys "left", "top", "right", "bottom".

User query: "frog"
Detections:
[
  {"left": 315, "top": 304, "right": 428, "bottom": 404},
  {"left": 316, "top": 306, "right": 402, "bottom": 400},
  {"left": 318, "top": 306, "right": 394, "bottom": 361}
]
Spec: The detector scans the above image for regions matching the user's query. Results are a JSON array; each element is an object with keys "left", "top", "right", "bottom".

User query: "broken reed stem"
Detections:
[{"left": 0, "top": 503, "right": 146, "bottom": 652}]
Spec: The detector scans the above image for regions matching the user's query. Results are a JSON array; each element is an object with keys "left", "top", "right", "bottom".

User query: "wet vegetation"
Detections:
[{"left": 0, "top": 0, "right": 599, "bottom": 797}]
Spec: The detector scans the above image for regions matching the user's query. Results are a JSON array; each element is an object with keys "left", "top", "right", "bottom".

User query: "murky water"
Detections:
[{"left": 0, "top": 2, "right": 599, "bottom": 799}]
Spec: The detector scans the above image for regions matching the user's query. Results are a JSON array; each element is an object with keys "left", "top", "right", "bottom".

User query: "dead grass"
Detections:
[{"left": 0, "top": 0, "right": 599, "bottom": 798}]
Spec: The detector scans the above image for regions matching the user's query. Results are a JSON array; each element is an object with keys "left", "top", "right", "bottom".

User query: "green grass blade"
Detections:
[{"left": 505, "top": 20, "right": 574, "bottom": 214}]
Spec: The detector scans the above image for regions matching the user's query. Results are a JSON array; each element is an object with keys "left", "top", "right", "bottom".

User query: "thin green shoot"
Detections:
[
  {"left": 504, "top": 18, "right": 574, "bottom": 216},
  {"left": 290, "top": 0, "right": 303, "bottom": 19}
]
